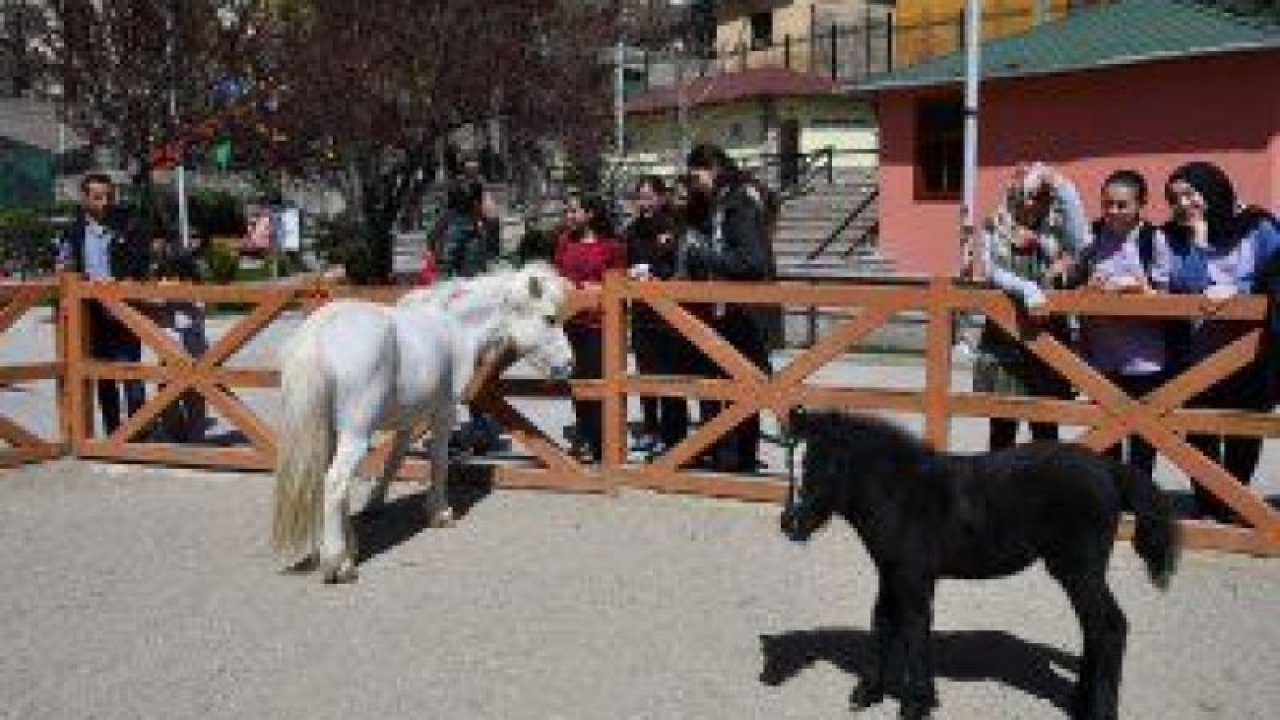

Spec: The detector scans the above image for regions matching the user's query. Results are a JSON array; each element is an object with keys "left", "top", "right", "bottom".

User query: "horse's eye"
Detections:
[{"left": 544, "top": 315, "right": 557, "bottom": 327}]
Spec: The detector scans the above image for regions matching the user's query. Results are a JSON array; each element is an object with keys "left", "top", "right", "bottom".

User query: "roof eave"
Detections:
[{"left": 857, "top": 39, "right": 1280, "bottom": 94}]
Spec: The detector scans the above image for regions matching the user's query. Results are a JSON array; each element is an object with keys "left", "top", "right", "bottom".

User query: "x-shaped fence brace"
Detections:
[
  {"left": 66, "top": 280, "right": 290, "bottom": 468},
  {"left": 971, "top": 290, "right": 1280, "bottom": 543},
  {"left": 0, "top": 281, "right": 62, "bottom": 466}
]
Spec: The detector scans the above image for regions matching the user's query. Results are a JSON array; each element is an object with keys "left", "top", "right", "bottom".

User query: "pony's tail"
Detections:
[
  {"left": 1115, "top": 461, "right": 1181, "bottom": 590},
  {"left": 272, "top": 323, "right": 333, "bottom": 567}
]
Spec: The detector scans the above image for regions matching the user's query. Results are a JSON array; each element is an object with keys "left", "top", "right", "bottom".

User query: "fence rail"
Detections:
[{"left": 2, "top": 273, "right": 1277, "bottom": 556}]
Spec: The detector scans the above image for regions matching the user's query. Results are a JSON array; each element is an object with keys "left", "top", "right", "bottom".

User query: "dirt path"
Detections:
[{"left": 1, "top": 460, "right": 1276, "bottom": 719}]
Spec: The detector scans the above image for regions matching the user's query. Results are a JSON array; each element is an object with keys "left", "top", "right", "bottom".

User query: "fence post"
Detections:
[
  {"left": 52, "top": 277, "right": 70, "bottom": 454},
  {"left": 59, "top": 272, "right": 91, "bottom": 455},
  {"left": 924, "top": 276, "right": 953, "bottom": 451},
  {"left": 600, "top": 270, "right": 627, "bottom": 491},
  {"left": 784, "top": 33, "right": 791, "bottom": 70}
]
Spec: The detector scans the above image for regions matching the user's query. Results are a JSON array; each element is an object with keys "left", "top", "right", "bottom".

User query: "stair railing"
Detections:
[{"left": 806, "top": 186, "right": 879, "bottom": 261}]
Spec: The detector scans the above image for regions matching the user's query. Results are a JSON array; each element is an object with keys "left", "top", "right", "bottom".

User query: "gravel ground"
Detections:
[{"left": 1, "top": 460, "right": 1277, "bottom": 720}]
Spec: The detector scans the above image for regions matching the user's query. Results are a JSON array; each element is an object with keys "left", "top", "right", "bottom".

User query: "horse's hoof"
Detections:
[
  {"left": 849, "top": 682, "right": 885, "bottom": 712},
  {"left": 282, "top": 553, "right": 318, "bottom": 574},
  {"left": 898, "top": 698, "right": 936, "bottom": 720},
  {"left": 898, "top": 705, "right": 932, "bottom": 720},
  {"left": 428, "top": 508, "right": 456, "bottom": 528},
  {"left": 319, "top": 558, "right": 358, "bottom": 584}
]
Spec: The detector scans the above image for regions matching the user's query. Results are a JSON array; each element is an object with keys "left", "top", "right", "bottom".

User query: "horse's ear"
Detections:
[{"left": 528, "top": 273, "right": 543, "bottom": 301}]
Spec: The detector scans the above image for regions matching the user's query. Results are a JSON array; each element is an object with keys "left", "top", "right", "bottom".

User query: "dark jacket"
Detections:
[
  {"left": 59, "top": 207, "right": 150, "bottom": 350},
  {"left": 682, "top": 183, "right": 770, "bottom": 282},
  {"left": 625, "top": 210, "right": 678, "bottom": 329}
]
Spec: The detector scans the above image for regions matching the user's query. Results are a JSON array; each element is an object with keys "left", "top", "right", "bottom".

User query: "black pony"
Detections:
[{"left": 780, "top": 411, "right": 1179, "bottom": 720}]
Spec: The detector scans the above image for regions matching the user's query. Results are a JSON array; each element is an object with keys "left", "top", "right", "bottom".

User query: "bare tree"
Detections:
[
  {"left": 248, "top": 0, "right": 624, "bottom": 281},
  {"left": 42, "top": 0, "right": 257, "bottom": 222}
]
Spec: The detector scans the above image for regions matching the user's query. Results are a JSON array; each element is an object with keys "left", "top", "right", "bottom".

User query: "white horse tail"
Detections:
[{"left": 273, "top": 321, "right": 334, "bottom": 565}]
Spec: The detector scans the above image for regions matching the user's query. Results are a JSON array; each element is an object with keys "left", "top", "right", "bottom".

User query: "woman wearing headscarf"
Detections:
[
  {"left": 968, "top": 162, "right": 1089, "bottom": 450},
  {"left": 1162, "top": 161, "right": 1280, "bottom": 523}
]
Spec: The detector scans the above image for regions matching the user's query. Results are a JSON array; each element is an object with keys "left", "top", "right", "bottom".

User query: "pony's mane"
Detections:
[
  {"left": 398, "top": 262, "right": 568, "bottom": 315},
  {"left": 799, "top": 411, "right": 933, "bottom": 466}
]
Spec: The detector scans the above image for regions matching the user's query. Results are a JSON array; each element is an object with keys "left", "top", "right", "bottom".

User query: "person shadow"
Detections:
[
  {"left": 759, "top": 627, "right": 1079, "bottom": 715},
  {"left": 354, "top": 464, "right": 494, "bottom": 565}
]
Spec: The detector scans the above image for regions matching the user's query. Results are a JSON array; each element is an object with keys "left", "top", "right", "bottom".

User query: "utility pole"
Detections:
[
  {"left": 615, "top": 39, "right": 626, "bottom": 160},
  {"left": 674, "top": 39, "right": 688, "bottom": 164},
  {"left": 961, "top": 0, "right": 982, "bottom": 256},
  {"left": 166, "top": 0, "right": 190, "bottom": 250}
]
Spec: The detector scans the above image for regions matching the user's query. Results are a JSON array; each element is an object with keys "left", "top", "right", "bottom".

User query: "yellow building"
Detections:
[
  {"left": 622, "top": 2, "right": 889, "bottom": 174},
  {"left": 894, "top": 0, "right": 1102, "bottom": 66}
]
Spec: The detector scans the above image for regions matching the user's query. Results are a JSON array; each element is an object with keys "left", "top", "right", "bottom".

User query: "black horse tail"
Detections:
[{"left": 1114, "top": 461, "right": 1181, "bottom": 590}]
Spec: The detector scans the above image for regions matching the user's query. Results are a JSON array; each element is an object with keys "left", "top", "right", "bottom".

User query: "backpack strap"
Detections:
[{"left": 1136, "top": 222, "right": 1156, "bottom": 277}]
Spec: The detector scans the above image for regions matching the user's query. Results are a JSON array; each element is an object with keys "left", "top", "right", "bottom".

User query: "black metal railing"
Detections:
[
  {"left": 629, "top": 4, "right": 1104, "bottom": 94},
  {"left": 806, "top": 186, "right": 879, "bottom": 262}
]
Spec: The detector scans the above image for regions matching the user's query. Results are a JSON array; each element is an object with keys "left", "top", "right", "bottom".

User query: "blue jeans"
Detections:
[{"left": 95, "top": 342, "right": 145, "bottom": 437}]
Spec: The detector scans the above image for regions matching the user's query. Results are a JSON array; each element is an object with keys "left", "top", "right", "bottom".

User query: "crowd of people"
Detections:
[
  {"left": 543, "top": 144, "right": 777, "bottom": 472},
  {"left": 967, "top": 160, "right": 1280, "bottom": 523},
  {"left": 52, "top": 147, "right": 1279, "bottom": 522},
  {"left": 415, "top": 148, "right": 1280, "bottom": 517}
]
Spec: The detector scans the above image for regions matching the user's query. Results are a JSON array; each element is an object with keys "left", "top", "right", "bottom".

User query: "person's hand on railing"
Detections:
[{"left": 1204, "top": 284, "right": 1238, "bottom": 303}]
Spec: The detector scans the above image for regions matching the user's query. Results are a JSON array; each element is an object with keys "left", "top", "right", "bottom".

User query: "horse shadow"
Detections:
[
  {"left": 759, "top": 627, "right": 1079, "bottom": 714},
  {"left": 353, "top": 465, "right": 495, "bottom": 564}
]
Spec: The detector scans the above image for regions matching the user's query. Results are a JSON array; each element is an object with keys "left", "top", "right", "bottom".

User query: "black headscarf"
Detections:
[{"left": 1165, "top": 161, "right": 1238, "bottom": 248}]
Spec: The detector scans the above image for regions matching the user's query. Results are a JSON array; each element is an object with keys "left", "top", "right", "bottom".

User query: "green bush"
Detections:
[
  {"left": 189, "top": 189, "right": 246, "bottom": 238},
  {"left": 0, "top": 208, "right": 58, "bottom": 276},
  {"left": 315, "top": 213, "right": 381, "bottom": 285},
  {"left": 205, "top": 238, "right": 241, "bottom": 284}
]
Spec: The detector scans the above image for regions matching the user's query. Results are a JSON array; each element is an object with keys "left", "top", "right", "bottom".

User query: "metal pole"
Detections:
[
  {"left": 614, "top": 38, "right": 626, "bottom": 160},
  {"left": 961, "top": 0, "right": 982, "bottom": 250},
  {"left": 166, "top": 2, "right": 190, "bottom": 250},
  {"left": 675, "top": 40, "right": 688, "bottom": 163},
  {"left": 1034, "top": 0, "right": 1049, "bottom": 25}
]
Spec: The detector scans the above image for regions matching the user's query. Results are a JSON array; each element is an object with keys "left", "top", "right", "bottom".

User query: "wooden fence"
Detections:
[
  {"left": 0, "top": 280, "right": 63, "bottom": 468},
  {"left": 2, "top": 273, "right": 1277, "bottom": 556}
]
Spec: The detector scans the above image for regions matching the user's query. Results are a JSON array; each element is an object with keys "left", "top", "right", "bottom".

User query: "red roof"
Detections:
[{"left": 625, "top": 67, "right": 840, "bottom": 115}]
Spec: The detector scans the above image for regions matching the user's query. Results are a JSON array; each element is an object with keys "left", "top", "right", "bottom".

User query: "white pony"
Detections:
[{"left": 273, "top": 263, "right": 574, "bottom": 583}]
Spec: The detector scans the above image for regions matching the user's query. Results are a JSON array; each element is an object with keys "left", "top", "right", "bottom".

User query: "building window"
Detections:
[
  {"left": 915, "top": 97, "right": 963, "bottom": 199},
  {"left": 749, "top": 12, "right": 774, "bottom": 50}
]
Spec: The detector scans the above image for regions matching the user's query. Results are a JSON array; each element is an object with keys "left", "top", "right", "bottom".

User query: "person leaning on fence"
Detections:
[
  {"left": 1067, "top": 170, "right": 1172, "bottom": 479},
  {"left": 623, "top": 175, "right": 686, "bottom": 455},
  {"left": 966, "top": 162, "right": 1088, "bottom": 451},
  {"left": 553, "top": 194, "right": 628, "bottom": 463},
  {"left": 678, "top": 143, "right": 773, "bottom": 473},
  {"left": 1161, "top": 161, "right": 1280, "bottom": 523},
  {"left": 437, "top": 177, "right": 500, "bottom": 280},
  {"left": 56, "top": 173, "right": 151, "bottom": 437},
  {"left": 149, "top": 237, "right": 209, "bottom": 443},
  {"left": 433, "top": 174, "right": 504, "bottom": 454}
]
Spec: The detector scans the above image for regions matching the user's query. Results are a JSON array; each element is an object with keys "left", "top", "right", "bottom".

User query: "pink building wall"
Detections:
[{"left": 876, "top": 51, "right": 1280, "bottom": 276}]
